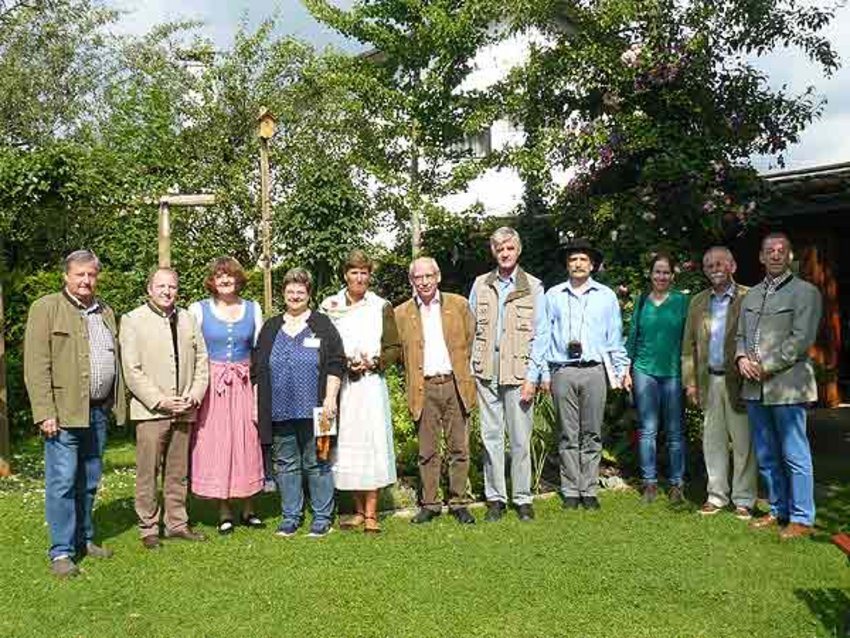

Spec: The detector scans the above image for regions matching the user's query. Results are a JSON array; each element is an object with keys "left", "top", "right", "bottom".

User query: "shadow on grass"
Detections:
[
  {"left": 795, "top": 588, "right": 850, "bottom": 637},
  {"left": 94, "top": 496, "right": 137, "bottom": 541}
]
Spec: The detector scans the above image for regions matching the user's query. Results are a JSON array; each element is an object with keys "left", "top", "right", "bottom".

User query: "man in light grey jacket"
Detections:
[
  {"left": 121, "top": 268, "right": 209, "bottom": 549},
  {"left": 736, "top": 232, "right": 822, "bottom": 540}
]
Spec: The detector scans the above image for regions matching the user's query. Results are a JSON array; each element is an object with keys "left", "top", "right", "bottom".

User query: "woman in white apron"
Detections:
[{"left": 320, "top": 250, "right": 400, "bottom": 533}]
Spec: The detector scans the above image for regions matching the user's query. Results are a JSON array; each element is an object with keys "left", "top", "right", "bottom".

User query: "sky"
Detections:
[{"left": 107, "top": 0, "right": 850, "bottom": 174}]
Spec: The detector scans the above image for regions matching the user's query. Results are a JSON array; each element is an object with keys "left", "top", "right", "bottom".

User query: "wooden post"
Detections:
[
  {"left": 154, "top": 194, "right": 217, "bottom": 268},
  {"left": 258, "top": 107, "right": 277, "bottom": 317},
  {"left": 158, "top": 201, "right": 171, "bottom": 268},
  {"left": 0, "top": 277, "right": 9, "bottom": 474}
]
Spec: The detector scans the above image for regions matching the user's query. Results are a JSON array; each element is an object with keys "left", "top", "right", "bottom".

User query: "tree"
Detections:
[
  {"left": 305, "top": 0, "right": 503, "bottom": 256},
  {"left": 495, "top": 0, "right": 841, "bottom": 275}
]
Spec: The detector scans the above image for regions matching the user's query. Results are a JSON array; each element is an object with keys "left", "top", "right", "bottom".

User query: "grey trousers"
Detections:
[
  {"left": 476, "top": 379, "right": 534, "bottom": 506},
  {"left": 551, "top": 365, "right": 607, "bottom": 497},
  {"left": 703, "top": 375, "right": 757, "bottom": 508}
]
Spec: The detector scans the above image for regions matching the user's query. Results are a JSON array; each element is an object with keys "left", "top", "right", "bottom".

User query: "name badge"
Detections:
[{"left": 303, "top": 337, "right": 321, "bottom": 349}]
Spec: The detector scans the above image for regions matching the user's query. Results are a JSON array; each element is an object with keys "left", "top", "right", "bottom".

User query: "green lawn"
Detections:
[{"left": 2, "top": 436, "right": 849, "bottom": 638}]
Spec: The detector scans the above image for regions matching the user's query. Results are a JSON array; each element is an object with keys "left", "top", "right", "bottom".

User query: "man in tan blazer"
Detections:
[
  {"left": 395, "top": 257, "right": 476, "bottom": 525},
  {"left": 120, "top": 268, "right": 209, "bottom": 548},
  {"left": 682, "top": 247, "right": 756, "bottom": 519}
]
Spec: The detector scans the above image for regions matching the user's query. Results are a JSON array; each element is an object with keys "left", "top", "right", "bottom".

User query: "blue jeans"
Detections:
[
  {"left": 271, "top": 420, "right": 334, "bottom": 526},
  {"left": 634, "top": 371, "right": 685, "bottom": 486},
  {"left": 746, "top": 402, "right": 815, "bottom": 525},
  {"left": 44, "top": 407, "right": 108, "bottom": 560}
]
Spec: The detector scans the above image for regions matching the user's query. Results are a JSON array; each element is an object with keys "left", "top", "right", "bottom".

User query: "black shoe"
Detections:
[
  {"left": 517, "top": 504, "right": 535, "bottom": 522},
  {"left": 218, "top": 519, "right": 235, "bottom": 536},
  {"left": 484, "top": 501, "right": 505, "bottom": 522},
  {"left": 240, "top": 513, "right": 266, "bottom": 529},
  {"left": 562, "top": 496, "right": 581, "bottom": 510},
  {"left": 411, "top": 508, "right": 441, "bottom": 524},
  {"left": 451, "top": 507, "right": 475, "bottom": 525},
  {"left": 581, "top": 496, "right": 601, "bottom": 510}
]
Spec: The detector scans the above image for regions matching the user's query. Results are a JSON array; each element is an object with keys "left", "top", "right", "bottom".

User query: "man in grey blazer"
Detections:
[
  {"left": 736, "top": 232, "right": 822, "bottom": 540},
  {"left": 121, "top": 268, "right": 209, "bottom": 549}
]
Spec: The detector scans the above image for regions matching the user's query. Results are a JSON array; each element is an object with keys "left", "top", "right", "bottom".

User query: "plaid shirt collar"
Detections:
[{"left": 764, "top": 270, "right": 793, "bottom": 295}]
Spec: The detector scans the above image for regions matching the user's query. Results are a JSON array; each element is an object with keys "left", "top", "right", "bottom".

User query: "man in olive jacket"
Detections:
[
  {"left": 682, "top": 246, "right": 756, "bottom": 519},
  {"left": 395, "top": 257, "right": 476, "bottom": 525},
  {"left": 121, "top": 268, "right": 209, "bottom": 549},
  {"left": 24, "top": 250, "right": 126, "bottom": 578},
  {"left": 736, "top": 232, "right": 822, "bottom": 540}
]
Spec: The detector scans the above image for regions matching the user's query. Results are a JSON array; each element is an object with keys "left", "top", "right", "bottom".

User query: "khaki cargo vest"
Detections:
[{"left": 470, "top": 267, "right": 543, "bottom": 385}]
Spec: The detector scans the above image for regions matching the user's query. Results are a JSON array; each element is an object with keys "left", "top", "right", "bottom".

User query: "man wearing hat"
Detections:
[{"left": 541, "top": 238, "right": 630, "bottom": 510}]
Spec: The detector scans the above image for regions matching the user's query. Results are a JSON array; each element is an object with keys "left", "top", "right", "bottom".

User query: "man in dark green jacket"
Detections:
[{"left": 24, "top": 250, "right": 126, "bottom": 578}]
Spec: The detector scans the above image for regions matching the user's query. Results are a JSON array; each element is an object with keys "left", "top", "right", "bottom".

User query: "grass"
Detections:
[{"left": 2, "top": 434, "right": 850, "bottom": 638}]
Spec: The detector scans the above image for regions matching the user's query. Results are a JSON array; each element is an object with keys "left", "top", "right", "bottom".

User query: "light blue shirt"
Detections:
[
  {"left": 708, "top": 284, "right": 734, "bottom": 371},
  {"left": 540, "top": 277, "right": 629, "bottom": 380},
  {"left": 469, "top": 267, "right": 549, "bottom": 384}
]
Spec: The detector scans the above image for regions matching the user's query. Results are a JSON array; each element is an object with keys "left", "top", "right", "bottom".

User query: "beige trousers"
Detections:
[
  {"left": 703, "top": 375, "right": 757, "bottom": 508},
  {"left": 135, "top": 418, "right": 191, "bottom": 537}
]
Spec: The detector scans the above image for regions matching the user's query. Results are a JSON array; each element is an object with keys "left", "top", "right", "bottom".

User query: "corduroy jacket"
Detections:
[
  {"left": 394, "top": 292, "right": 475, "bottom": 421},
  {"left": 681, "top": 283, "right": 748, "bottom": 412}
]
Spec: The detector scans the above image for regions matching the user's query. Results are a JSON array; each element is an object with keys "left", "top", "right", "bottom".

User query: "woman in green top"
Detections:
[{"left": 626, "top": 252, "right": 689, "bottom": 505}]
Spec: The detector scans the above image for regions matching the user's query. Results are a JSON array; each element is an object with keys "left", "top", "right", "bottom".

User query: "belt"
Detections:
[
  {"left": 708, "top": 368, "right": 725, "bottom": 376},
  {"left": 424, "top": 373, "right": 454, "bottom": 383},
  {"left": 551, "top": 361, "right": 600, "bottom": 370}
]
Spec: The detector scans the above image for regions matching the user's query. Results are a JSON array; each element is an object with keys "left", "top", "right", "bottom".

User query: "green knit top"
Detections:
[{"left": 625, "top": 290, "right": 689, "bottom": 378}]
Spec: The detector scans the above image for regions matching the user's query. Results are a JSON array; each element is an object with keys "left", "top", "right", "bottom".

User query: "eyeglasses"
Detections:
[{"left": 412, "top": 273, "right": 437, "bottom": 283}]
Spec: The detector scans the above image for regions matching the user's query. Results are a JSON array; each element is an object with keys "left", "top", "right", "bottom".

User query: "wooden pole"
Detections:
[
  {"left": 259, "top": 136, "right": 273, "bottom": 317},
  {"left": 0, "top": 278, "right": 9, "bottom": 475},
  {"left": 158, "top": 201, "right": 171, "bottom": 268}
]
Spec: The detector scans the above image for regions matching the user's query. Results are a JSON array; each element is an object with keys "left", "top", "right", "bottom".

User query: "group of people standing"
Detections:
[{"left": 24, "top": 227, "right": 822, "bottom": 578}]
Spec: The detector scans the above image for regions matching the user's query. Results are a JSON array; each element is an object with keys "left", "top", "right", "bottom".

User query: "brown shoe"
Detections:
[
  {"left": 141, "top": 535, "right": 161, "bottom": 550},
  {"left": 698, "top": 502, "right": 723, "bottom": 516},
  {"left": 779, "top": 523, "right": 815, "bottom": 541},
  {"left": 340, "top": 513, "right": 365, "bottom": 530},
  {"left": 749, "top": 514, "right": 785, "bottom": 530},
  {"left": 364, "top": 516, "right": 381, "bottom": 534},
  {"left": 164, "top": 527, "right": 207, "bottom": 542},
  {"left": 733, "top": 506, "right": 753, "bottom": 521}
]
